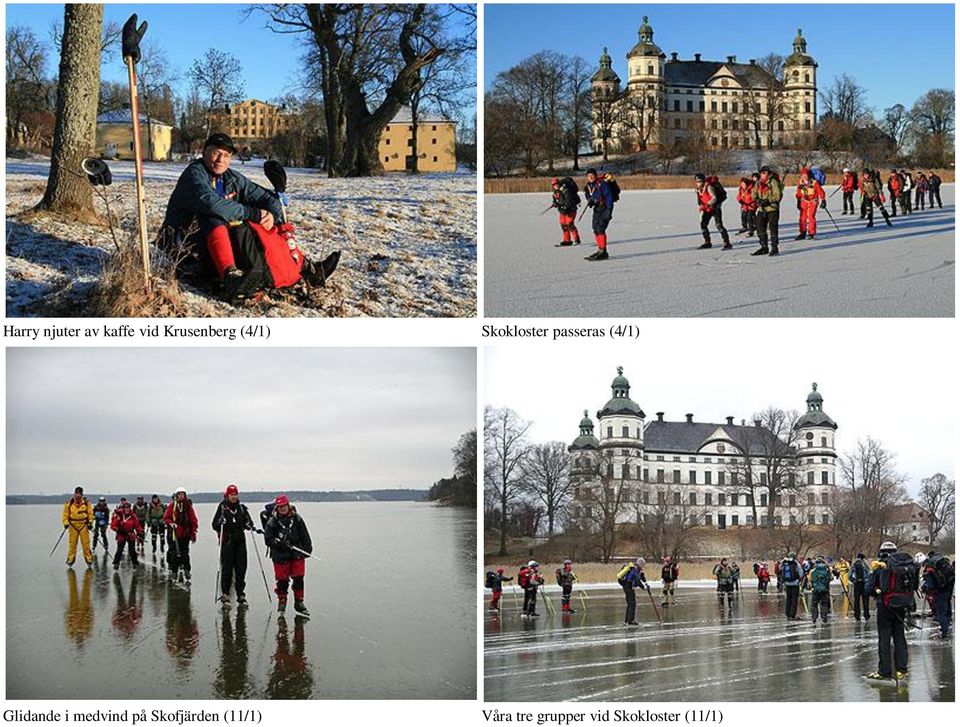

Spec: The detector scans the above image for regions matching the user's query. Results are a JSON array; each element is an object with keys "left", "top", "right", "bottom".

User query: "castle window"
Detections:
[
  {"left": 705, "top": 514, "right": 713, "bottom": 526},
  {"left": 760, "top": 493, "right": 767, "bottom": 506},
  {"left": 711, "top": 101, "right": 717, "bottom": 112},
  {"left": 699, "top": 101, "right": 705, "bottom": 112},
  {"left": 384, "top": 156, "right": 389, "bottom": 162},
  {"left": 385, "top": 138, "right": 390, "bottom": 145},
  {"left": 805, "top": 120, "right": 811, "bottom": 130},
  {"left": 705, "top": 471, "right": 712, "bottom": 485},
  {"left": 643, "top": 490, "right": 650, "bottom": 504},
  {"left": 674, "top": 100, "right": 680, "bottom": 112},
  {"left": 432, "top": 125, "right": 437, "bottom": 131},
  {"left": 607, "top": 427, "right": 613, "bottom": 438},
  {"left": 658, "top": 490, "right": 666, "bottom": 504},
  {"left": 821, "top": 514, "right": 829, "bottom": 525},
  {"left": 808, "top": 514, "right": 816, "bottom": 525},
  {"left": 722, "top": 102, "right": 728, "bottom": 113},
  {"left": 647, "top": 64, "right": 654, "bottom": 75},
  {"left": 731, "top": 493, "right": 738, "bottom": 506},
  {"left": 778, "top": 121, "right": 785, "bottom": 131},
  {"left": 760, "top": 472, "right": 768, "bottom": 485},
  {"left": 804, "top": 73, "right": 810, "bottom": 82},
  {"left": 673, "top": 491, "right": 681, "bottom": 505},
  {"left": 431, "top": 138, "right": 437, "bottom": 144},
  {"left": 686, "top": 100, "right": 693, "bottom": 112},
  {"left": 807, "top": 492, "right": 815, "bottom": 505},
  {"left": 732, "top": 119, "right": 739, "bottom": 130},
  {"left": 607, "top": 464, "right": 614, "bottom": 478},
  {"left": 643, "top": 468, "right": 648, "bottom": 482},
  {"left": 622, "top": 426, "right": 629, "bottom": 437},
  {"left": 732, "top": 102, "right": 738, "bottom": 113},
  {"left": 673, "top": 470, "right": 681, "bottom": 484},
  {"left": 705, "top": 492, "right": 713, "bottom": 505},
  {"left": 788, "top": 473, "right": 795, "bottom": 486},
  {"left": 821, "top": 471, "right": 829, "bottom": 485},
  {"left": 433, "top": 156, "right": 438, "bottom": 162},
  {"left": 711, "top": 137, "right": 717, "bottom": 146},
  {"left": 732, "top": 515, "right": 739, "bottom": 526},
  {"left": 722, "top": 119, "right": 728, "bottom": 130},
  {"left": 807, "top": 471, "right": 814, "bottom": 485},
  {"left": 689, "top": 470, "right": 696, "bottom": 484},
  {"left": 657, "top": 469, "right": 664, "bottom": 483},
  {"left": 717, "top": 471, "right": 724, "bottom": 485},
  {"left": 689, "top": 492, "right": 697, "bottom": 505},
  {"left": 821, "top": 492, "right": 829, "bottom": 505},
  {"left": 711, "top": 119, "right": 718, "bottom": 130},
  {"left": 675, "top": 119, "right": 681, "bottom": 129},
  {"left": 718, "top": 493, "right": 726, "bottom": 506}
]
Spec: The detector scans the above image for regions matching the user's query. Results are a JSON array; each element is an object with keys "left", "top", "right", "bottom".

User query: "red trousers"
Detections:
[
  {"left": 490, "top": 590, "right": 502, "bottom": 609},
  {"left": 799, "top": 199, "right": 819, "bottom": 236},
  {"left": 558, "top": 213, "right": 580, "bottom": 243},
  {"left": 273, "top": 558, "right": 306, "bottom": 600}
]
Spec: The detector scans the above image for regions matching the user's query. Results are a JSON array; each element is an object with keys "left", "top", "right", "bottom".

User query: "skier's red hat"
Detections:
[
  {"left": 550, "top": 177, "right": 559, "bottom": 186},
  {"left": 275, "top": 494, "right": 290, "bottom": 507},
  {"left": 224, "top": 483, "right": 239, "bottom": 497}
]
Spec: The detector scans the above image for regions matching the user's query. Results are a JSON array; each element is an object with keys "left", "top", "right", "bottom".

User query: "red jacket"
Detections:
[
  {"left": 841, "top": 173, "right": 857, "bottom": 193},
  {"left": 697, "top": 177, "right": 721, "bottom": 212},
  {"left": 888, "top": 174, "right": 902, "bottom": 196},
  {"left": 796, "top": 180, "right": 825, "bottom": 203},
  {"left": 736, "top": 182, "right": 757, "bottom": 211},
  {"left": 164, "top": 499, "right": 199, "bottom": 541},
  {"left": 758, "top": 565, "right": 770, "bottom": 581},
  {"left": 111, "top": 510, "right": 143, "bottom": 543}
]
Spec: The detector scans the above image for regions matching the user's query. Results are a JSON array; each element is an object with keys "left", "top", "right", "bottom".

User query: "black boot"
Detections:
[
  {"left": 769, "top": 245, "right": 779, "bottom": 256},
  {"left": 795, "top": 232, "right": 806, "bottom": 240},
  {"left": 294, "top": 599, "right": 310, "bottom": 616},
  {"left": 751, "top": 246, "right": 769, "bottom": 256},
  {"left": 278, "top": 596, "right": 287, "bottom": 613},
  {"left": 302, "top": 251, "right": 341, "bottom": 287},
  {"left": 698, "top": 240, "right": 712, "bottom": 249}
]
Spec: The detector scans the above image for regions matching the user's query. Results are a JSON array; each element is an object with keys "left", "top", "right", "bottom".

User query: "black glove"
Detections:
[
  {"left": 797, "top": 199, "right": 802, "bottom": 211},
  {"left": 87, "top": 523, "right": 93, "bottom": 530},
  {"left": 587, "top": 200, "right": 594, "bottom": 208},
  {"left": 122, "top": 14, "right": 148, "bottom": 64},
  {"left": 820, "top": 201, "right": 826, "bottom": 209},
  {"left": 64, "top": 524, "right": 69, "bottom": 530}
]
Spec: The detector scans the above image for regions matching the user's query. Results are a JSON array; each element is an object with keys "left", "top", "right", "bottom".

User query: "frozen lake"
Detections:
[
  {"left": 484, "top": 585, "right": 954, "bottom": 702},
  {"left": 7, "top": 501, "right": 476, "bottom": 699},
  {"left": 484, "top": 186, "right": 955, "bottom": 317}
]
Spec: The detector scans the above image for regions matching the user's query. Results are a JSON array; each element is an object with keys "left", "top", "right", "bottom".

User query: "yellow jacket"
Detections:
[
  {"left": 63, "top": 497, "right": 94, "bottom": 528},
  {"left": 835, "top": 559, "right": 850, "bottom": 576}
]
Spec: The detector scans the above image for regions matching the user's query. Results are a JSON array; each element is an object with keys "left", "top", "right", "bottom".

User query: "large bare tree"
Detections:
[
  {"left": 819, "top": 73, "right": 871, "bottom": 127},
  {"left": 520, "top": 441, "right": 572, "bottom": 537},
  {"left": 917, "top": 473, "right": 955, "bottom": 547},
  {"left": 6, "top": 26, "right": 52, "bottom": 144},
  {"left": 253, "top": 4, "right": 449, "bottom": 177},
  {"left": 37, "top": 4, "right": 103, "bottom": 219},
  {"left": 189, "top": 48, "right": 245, "bottom": 117},
  {"left": 484, "top": 407, "right": 531, "bottom": 556},
  {"left": 742, "top": 54, "right": 793, "bottom": 150},
  {"left": 632, "top": 493, "right": 707, "bottom": 562}
]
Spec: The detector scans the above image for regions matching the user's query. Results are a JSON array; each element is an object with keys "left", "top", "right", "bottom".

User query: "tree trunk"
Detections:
[
  {"left": 37, "top": 3, "right": 102, "bottom": 218},
  {"left": 410, "top": 99, "right": 420, "bottom": 174}
]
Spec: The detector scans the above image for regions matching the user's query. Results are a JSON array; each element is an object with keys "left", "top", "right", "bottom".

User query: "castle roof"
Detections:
[
  {"left": 664, "top": 60, "right": 776, "bottom": 89},
  {"left": 644, "top": 420, "right": 792, "bottom": 457}
]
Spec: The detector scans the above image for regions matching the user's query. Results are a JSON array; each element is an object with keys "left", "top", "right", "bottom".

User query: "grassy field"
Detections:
[{"left": 484, "top": 170, "right": 955, "bottom": 194}]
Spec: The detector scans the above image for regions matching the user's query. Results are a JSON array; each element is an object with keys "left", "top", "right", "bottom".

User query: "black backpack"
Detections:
[
  {"left": 560, "top": 177, "right": 581, "bottom": 208},
  {"left": 926, "top": 555, "right": 955, "bottom": 590},
  {"left": 484, "top": 571, "right": 496, "bottom": 589},
  {"left": 876, "top": 552, "right": 920, "bottom": 609},
  {"left": 709, "top": 177, "right": 727, "bottom": 204}
]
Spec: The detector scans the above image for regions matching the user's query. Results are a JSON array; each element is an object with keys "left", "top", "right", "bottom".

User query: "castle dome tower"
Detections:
[
  {"left": 794, "top": 382, "right": 838, "bottom": 491},
  {"left": 596, "top": 366, "right": 645, "bottom": 448},
  {"left": 784, "top": 28, "right": 817, "bottom": 145},
  {"left": 569, "top": 410, "right": 601, "bottom": 476}
]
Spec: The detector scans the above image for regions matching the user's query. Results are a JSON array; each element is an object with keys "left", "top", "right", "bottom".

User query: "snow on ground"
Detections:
[
  {"left": 485, "top": 186, "right": 955, "bottom": 317},
  {"left": 5, "top": 158, "right": 476, "bottom": 317}
]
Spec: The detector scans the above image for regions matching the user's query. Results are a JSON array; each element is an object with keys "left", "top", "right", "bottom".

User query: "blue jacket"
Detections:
[
  {"left": 619, "top": 565, "right": 648, "bottom": 588},
  {"left": 162, "top": 159, "right": 284, "bottom": 232},
  {"left": 586, "top": 179, "right": 614, "bottom": 211}
]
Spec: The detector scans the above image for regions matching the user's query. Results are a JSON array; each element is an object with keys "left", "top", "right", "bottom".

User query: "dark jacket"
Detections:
[
  {"left": 212, "top": 500, "right": 255, "bottom": 544},
  {"left": 264, "top": 512, "right": 313, "bottom": 563},
  {"left": 162, "top": 159, "right": 283, "bottom": 233}
]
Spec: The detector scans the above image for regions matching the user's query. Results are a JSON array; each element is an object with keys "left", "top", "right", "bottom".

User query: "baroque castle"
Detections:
[
  {"left": 591, "top": 17, "right": 818, "bottom": 152},
  {"left": 568, "top": 368, "right": 837, "bottom": 528}
]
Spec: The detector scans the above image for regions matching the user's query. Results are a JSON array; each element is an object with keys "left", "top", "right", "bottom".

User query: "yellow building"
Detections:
[
  {"left": 379, "top": 107, "right": 457, "bottom": 172},
  {"left": 95, "top": 110, "right": 172, "bottom": 162},
  {"left": 210, "top": 99, "right": 295, "bottom": 146}
]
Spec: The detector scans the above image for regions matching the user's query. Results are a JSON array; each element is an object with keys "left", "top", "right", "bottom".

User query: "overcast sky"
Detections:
[
  {"left": 7, "top": 348, "right": 475, "bottom": 495},
  {"left": 486, "top": 334, "right": 955, "bottom": 496}
]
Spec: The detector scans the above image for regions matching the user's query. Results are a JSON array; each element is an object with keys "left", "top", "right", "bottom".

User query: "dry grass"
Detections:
[
  {"left": 88, "top": 245, "right": 191, "bottom": 317},
  {"left": 485, "top": 169, "right": 956, "bottom": 194}
]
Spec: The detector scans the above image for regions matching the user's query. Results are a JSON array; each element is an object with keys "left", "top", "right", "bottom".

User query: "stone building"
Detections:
[
  {"left": 568, "top": 368, "right": 838, "bottom": 529},
  {"left": 209, "top": 99, "right": 295, "bottom": 147},
  {"left": 95, "top": 110, "right": 172, "bottom": 162},
  {"left": 591, "top": 16, "right": 817, "bottom": 152},
  {"left": 378, "top": 107, "right": 458, "bottom": 172}
]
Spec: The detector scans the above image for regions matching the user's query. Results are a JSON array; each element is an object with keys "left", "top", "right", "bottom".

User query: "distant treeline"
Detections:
[{"left": 7, "top": 489, "right": 428, "bottom": 505}]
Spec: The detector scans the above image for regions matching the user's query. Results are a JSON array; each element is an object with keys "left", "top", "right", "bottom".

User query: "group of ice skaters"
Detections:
[
  {"left": 486, "top": 543, "right": 953, "bottom": 684},
  {"left": 58, "top": 484, "right": 314, "bottom": 616},
  {"left": 548, "top": 166, "right": 945, "bottom": 260}
]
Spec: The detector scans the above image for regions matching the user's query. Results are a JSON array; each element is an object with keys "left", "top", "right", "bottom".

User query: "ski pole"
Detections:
[
  {"left": 288, "top": 544, "right": 316, "bottom": 560},
  {"left": 214, "top": 517, "right": 225, "bottom": 605},
  {"left": 644, "top": 585, "right": 662, "bottom": 624},
  {"left": 577, "top": 204, "right": 589, "bottom": 222},
  {"left": 122, "top": 14, "right": 151, "bottom": 293},
  {"left": 821, "top": 203, "right": 841, "bottom": 232},
  {"left": 49, "top": 527, "right": 68, "bottom": 558},
  {"left": 539, "top": 204, "right": 555, "bottom": 216},
  {"left": 249, "top": 527, "right": 272, "bottom": 604}
]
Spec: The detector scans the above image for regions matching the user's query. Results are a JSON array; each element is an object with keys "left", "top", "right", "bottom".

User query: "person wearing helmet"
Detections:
[
  {"left": 781, "top": 552, "right": 803, "bottom": 619},
  {"left": 146, "top": 495, "right": 166, "bottom": 555},
  {"left": 131, "top": 496, "right": 149, "bottom": 554},
  {"left": 488, "top": 567, "right": 512, "bottom": 611},
  {"left": 62, "top": 486, "right": 95, "bottom": 567},
  {"left": 660, "top": 556, "right": 680, "bottom": 607},
  {"left": 263, "top": 494, "right": 313, "bottom": 616},
  {"left": 212, "top": 483, "right": 258, "bottom": 608},
  {"left": 616, "top": 557, "right": 650, "bottom": 625},
  {"left": 92, "top": 496, "right": 111, "bottom": 554},
  {"left": 550, "top": 177, "right": 581, "bottom": 246},
  {"left": 693, "top": 172, "right": 731, "bottom": 250},
  {"left": 110, "top": 498, "right": 143, "bottom": 569},
  {"left": 864, "top": 541, "right": 915, "bottom": 682},
  {"left": 517, "top": 560, "right": 544, "bottom": 617},
  {"left": 840, "top": 168, "right": 858, "bottom": 215},
  {"left": 555, "top": 559, "right": 577, "bottom": 613},
  {"left": 163, "top": 487, "right": 199, "bottom": 579}
]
